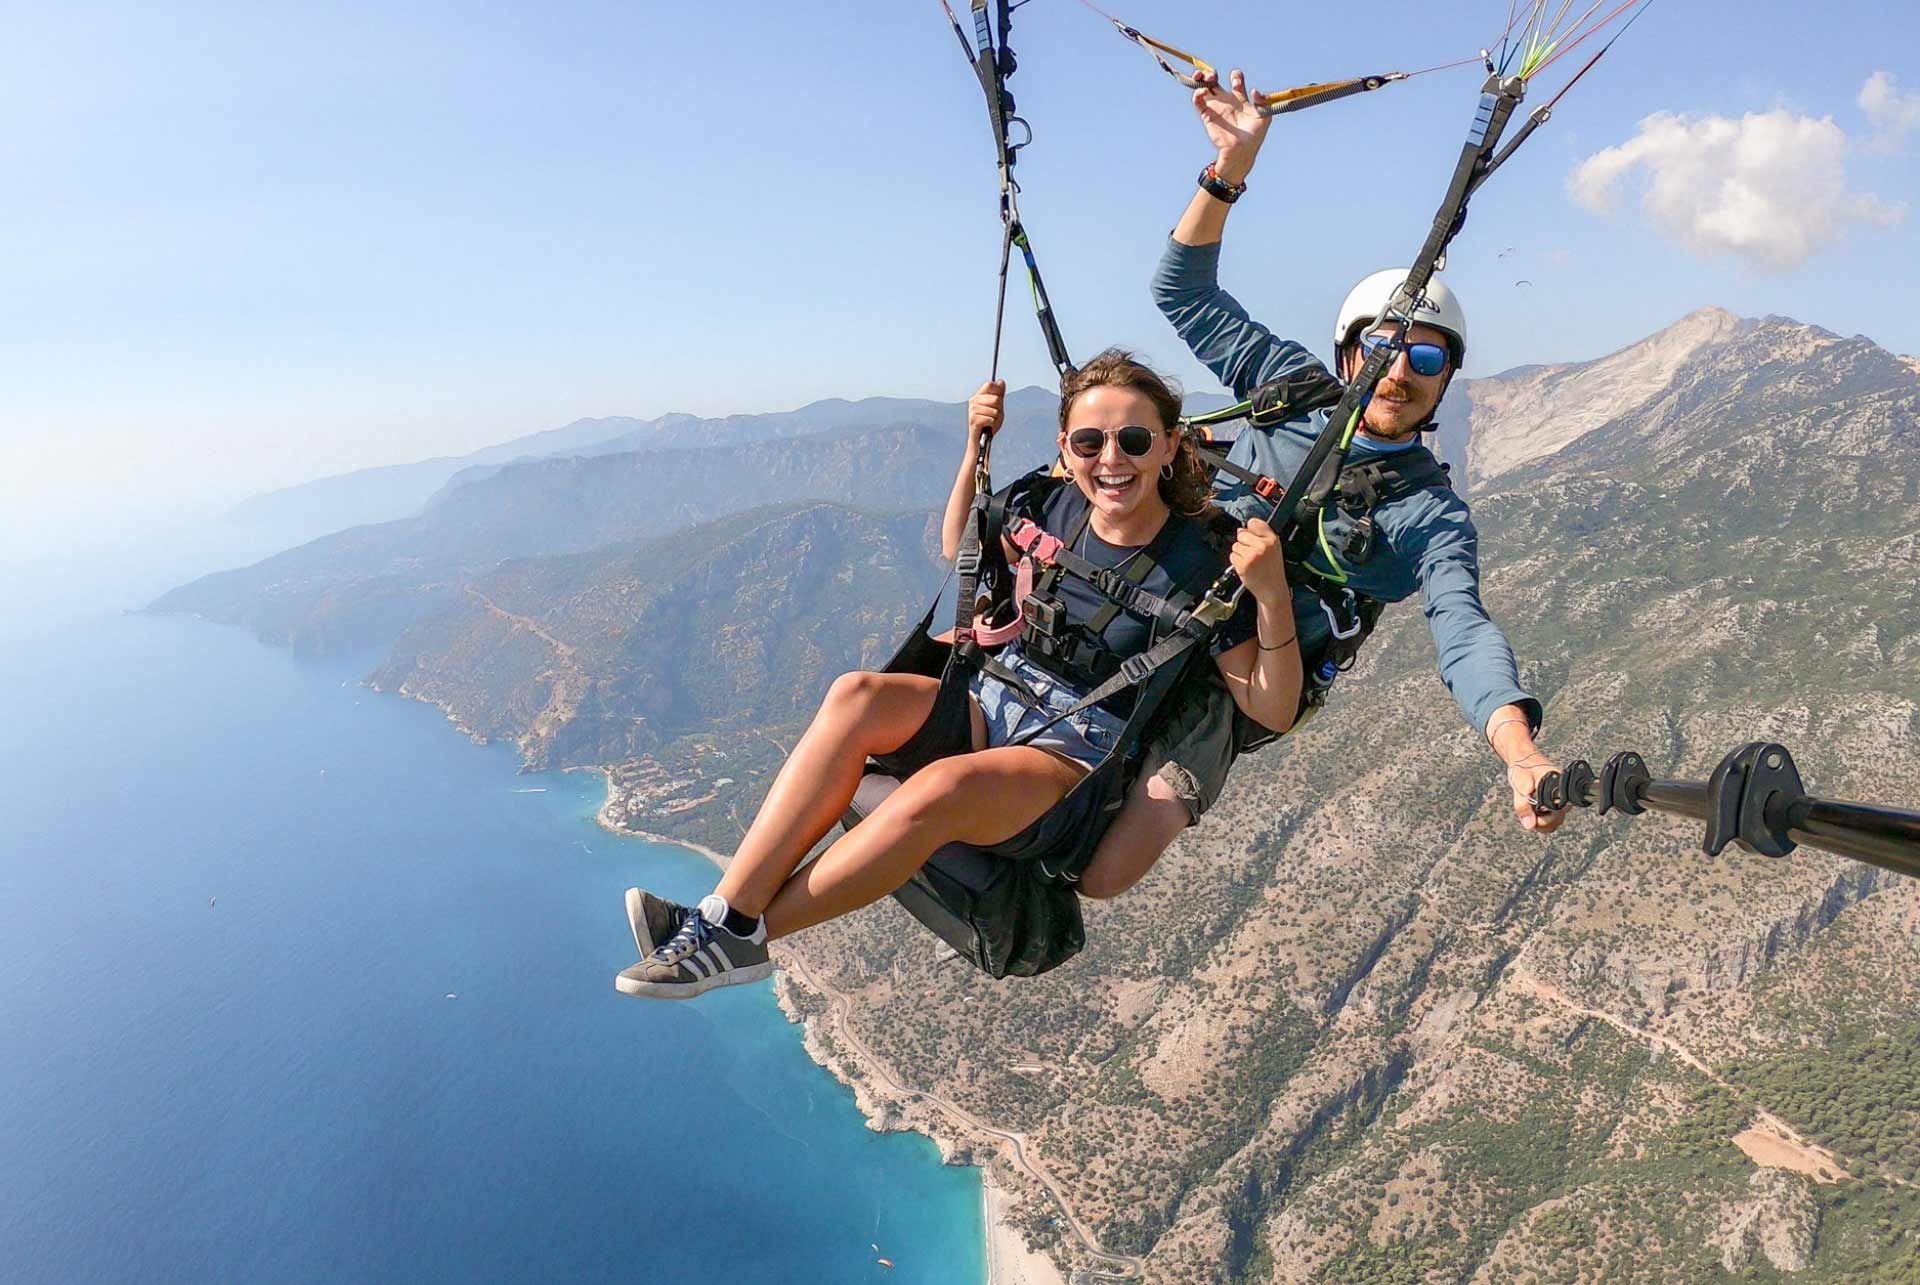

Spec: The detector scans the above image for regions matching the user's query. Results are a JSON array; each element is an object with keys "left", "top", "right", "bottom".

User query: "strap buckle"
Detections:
[
  {"left": 1006, "top": 519, "right": 1064, "bottom": 564},
  {"left": 1320, "top": 591, "right": 1363, "bottom": 641},
  {"left": 1253, "top": 475, "right": 1283, "bottom": 501}
]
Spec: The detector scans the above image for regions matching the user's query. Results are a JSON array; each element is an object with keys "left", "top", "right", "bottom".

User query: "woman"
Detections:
[{"left": 615, "top": 350, "right": 1302, "bottom": 998}]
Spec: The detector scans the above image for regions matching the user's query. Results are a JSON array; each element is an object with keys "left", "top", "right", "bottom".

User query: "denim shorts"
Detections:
[{"left": 970, "top": 648, "right": 1127, "bottom": 772}]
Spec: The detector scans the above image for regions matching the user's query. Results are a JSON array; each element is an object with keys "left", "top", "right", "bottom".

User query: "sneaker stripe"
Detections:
[
  {"left": 683, "top": 953, "right": 710, "bottom": 980},
  {"left": 709, "top": 941, "right": 734, "bottom": 972}
]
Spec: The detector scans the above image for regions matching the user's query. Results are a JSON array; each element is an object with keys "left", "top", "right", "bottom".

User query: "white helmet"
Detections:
[{"left": 1335, "top": 269, "right": 1468, "bottom": 370}]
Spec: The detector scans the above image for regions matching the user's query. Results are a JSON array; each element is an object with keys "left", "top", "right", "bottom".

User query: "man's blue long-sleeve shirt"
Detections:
[{"left": 1153, "top": 236, "right": 1540, "bottom": 735}]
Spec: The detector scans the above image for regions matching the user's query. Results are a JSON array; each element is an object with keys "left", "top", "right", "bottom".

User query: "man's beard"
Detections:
[{"left": 1364, "top": 379, "right": 1433, "bottom": 437}]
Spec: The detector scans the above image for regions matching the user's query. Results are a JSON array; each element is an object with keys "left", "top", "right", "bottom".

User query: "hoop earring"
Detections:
[{"left": 1160, "top": 462, "right": 1175, "bottom": 481}]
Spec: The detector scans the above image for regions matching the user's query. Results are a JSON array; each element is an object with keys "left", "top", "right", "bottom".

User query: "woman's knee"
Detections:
[
  {"left": 822, "top": 669, "right": 890, "bottom": 713},
  {"left": 883, "top": 751, "right": 1070, "bottom": 844},
  {"left": 1075, "top": 864, "right": 1130, "bottom": 900},
  {"left": 886, "top": 755, "right": 979, "bottom": 822}
]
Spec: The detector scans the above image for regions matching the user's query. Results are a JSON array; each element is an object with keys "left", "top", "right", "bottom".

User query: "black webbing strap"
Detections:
[
  {"left": 1333, "top": 449, "right": 1451, "bottom": 511},
  {"left": 951, "top": 491, "right": 1000, "bottom": 660},
  {"left": 1085, "top": 549, "right": 1158, "bottom": 637},
  {"left": 1193, "top": 434, "right": 1449, "bottom": 510},
  {"left": 1008, "top": 506, "right": 1195, "bottom": 638},
  {"left": 944, "top": 0, "right": 1073, "bottom": 382},
  {"left": 1192, "top": 442, "right": 1281, "bottom": 500},
  {"left": 1040, "top": 545, "right": 1193, "bottom": 637}
]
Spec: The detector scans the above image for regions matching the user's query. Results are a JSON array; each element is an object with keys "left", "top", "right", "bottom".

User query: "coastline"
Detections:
[
  {"left": 586, "top": 765, "right": 1065, "bottom": 1285},
  {"left": 572, "top": 764, "right": 736, "bottom": 869}
]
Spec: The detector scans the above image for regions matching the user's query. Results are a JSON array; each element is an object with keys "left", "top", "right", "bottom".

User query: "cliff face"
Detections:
[
  {"left": 366, "top": 503, "right": 947, "bottom": 770},
  {"left": 1454, "top": 306, "right": 1751, "bottom": 489},
  {"left": 154, "top": 311, "right": 1920, "bottom": 1281}
]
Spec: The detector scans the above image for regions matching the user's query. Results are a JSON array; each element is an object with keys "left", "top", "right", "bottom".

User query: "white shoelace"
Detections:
[{"left": 652, "top": 912, "right": 712, "bottom": 964}]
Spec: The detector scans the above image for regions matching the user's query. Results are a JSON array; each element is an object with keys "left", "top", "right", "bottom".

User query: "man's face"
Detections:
[{"left": 1342, "top": 321, "right": 1452, "bottom": 439}]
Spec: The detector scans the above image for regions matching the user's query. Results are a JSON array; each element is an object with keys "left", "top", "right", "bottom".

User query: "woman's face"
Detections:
[{"left": 1058, "top": 385, "right": 1176, "bottom": 526}]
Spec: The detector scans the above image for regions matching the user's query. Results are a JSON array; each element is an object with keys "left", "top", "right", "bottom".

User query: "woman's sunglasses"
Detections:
[
  {"left": 1065, "top": 425, "right": 1163, "bottom": 459},
  {"left": 1359, "top": 334, "right": 1450, "bottom": 377}
]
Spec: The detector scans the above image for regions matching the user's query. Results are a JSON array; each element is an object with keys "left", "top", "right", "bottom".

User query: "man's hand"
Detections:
[
  {"left": 1192, "top": 68, "right": 1271, "bottom": 184},
  {"left": 1486, "top": 706, "right": 1567, "bottom": 835},
  {"left": 1507, "top": 758, "right": 1569, "bottom": 834}
]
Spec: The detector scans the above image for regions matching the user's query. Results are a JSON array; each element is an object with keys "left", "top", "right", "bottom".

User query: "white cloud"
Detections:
[
  {"left": 1859, "top": 70, "right": 1920, "bottom": 145},
  {"left": 1569, "top": 107, "right": 1903, "bottom": 273}
]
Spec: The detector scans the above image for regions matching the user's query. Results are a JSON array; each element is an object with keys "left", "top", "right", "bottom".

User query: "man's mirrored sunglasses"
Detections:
[{"left": 1360, "top": 335, "right": 1450, "bottom": 377}]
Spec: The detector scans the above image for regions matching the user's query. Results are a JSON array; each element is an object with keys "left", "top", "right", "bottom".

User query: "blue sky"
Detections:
[{"left": 3, "top": 0, "right": 1916, "bottom": 541}]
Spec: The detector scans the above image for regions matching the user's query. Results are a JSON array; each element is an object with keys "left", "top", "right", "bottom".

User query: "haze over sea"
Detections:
[{"left": 0, "top": 548, "right": 982, "bottom": 1285}]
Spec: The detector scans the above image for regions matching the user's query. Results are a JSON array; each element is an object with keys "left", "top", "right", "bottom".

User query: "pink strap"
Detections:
[
  {"left": 973, "top": 557, "right": 1033, "bottom": 647},
  {"left": 1006, "top": 518, "right": 1064, "bottom": 565}
]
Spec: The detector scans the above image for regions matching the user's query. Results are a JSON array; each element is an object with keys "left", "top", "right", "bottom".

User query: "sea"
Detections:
[{"left": 0, "top": 548, "right": 985, "bottom": 1285}]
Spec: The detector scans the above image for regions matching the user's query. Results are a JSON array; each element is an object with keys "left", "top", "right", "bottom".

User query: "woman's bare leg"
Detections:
[
  {"left": 714, "top": 672, "right": 952, "bottom": 918},
  {"left": 763, "top": 745, "right": 1082, "bottom": 941},
  {"left": 1077, "top": 773, "right": 1191, "bottom": 900}
]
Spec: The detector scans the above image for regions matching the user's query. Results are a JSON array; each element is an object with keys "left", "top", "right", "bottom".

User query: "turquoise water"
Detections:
[{"left": 0, "top": 601, "right": 983, "bottom": 1284}]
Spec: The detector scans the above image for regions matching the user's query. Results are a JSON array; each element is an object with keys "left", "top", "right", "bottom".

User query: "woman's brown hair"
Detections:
[{"left": 1057, "top": 348, "right": 1213, "bottom": 515}]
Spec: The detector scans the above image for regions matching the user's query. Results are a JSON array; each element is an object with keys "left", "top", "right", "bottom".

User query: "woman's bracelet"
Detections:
[{"left": 1257, "top": 632, "right": 1296, "bottom": 652}]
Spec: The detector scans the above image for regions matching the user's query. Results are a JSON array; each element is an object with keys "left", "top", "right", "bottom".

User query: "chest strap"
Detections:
[{"left": 1005, "top": 517, "right": 1194, "bottom": 635}]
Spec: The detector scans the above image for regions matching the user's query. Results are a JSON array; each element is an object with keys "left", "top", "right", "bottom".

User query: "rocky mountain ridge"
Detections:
[
  {"left": 1453, "top": 306, "right": 1751, "bottom": 488},
  {"left": 221, "top": 385, "right": 1220, "bottom": 553}
]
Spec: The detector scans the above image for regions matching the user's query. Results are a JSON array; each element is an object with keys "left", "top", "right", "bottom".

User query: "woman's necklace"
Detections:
[{"left": 1078, "top": 521, "right": 1149, "bottom": 576}]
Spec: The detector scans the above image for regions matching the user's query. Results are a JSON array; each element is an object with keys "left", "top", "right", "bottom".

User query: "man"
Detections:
[{"left": 1073, "top": 68, "right": 1565, "bottom": 899}]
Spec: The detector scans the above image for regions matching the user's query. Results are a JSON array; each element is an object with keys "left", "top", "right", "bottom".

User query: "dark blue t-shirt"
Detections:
[{"left": 999, "top": 475, "right": 1257, "bottom": 712}]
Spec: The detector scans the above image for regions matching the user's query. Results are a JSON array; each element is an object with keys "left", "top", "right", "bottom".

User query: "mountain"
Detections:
[
  {"left": 366, "top": 502, "right": 946, "bottom": 768},
  {"left": 221, "top": 388, "right": 1096, "bottom": 552},
  {"left": 1447, "top": 307, "right": 1751, "bottom": 489},
  {"left": 152, "top": 421, "right": 1056, "bottom": 656},
  {"left": 157, "top": 310, "right": 1920, "bottom": 1281},
  {"left": 223, "top": 415, "right": 650, "bottom": 549},
  {"left": 153, "top": 384, "right": 1236, "bottom": 657}
]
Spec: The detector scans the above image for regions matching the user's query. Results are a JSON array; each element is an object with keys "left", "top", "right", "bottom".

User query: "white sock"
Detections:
[{"left": 698, "top": 893, "right": 766, "bottom": 943}]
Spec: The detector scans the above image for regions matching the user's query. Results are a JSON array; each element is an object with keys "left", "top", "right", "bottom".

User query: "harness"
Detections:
[
  {"left": 855, "top": 468, "right": 1235, "bottom": 976},
  {"left": 983, "top": 492, "right": 1197, "bottom": 702},
  {"left": 1186, "top": 374, "right": 1455, "bottom": 711},
  {"left": 1298, "top": 447, "right": 1453, "bottom": 674}
]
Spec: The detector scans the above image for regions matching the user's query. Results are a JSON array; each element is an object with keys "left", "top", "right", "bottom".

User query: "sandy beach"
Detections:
[
  {"left": 589, "top": 766, "right": 1065, "bottom": 1284},
  {"left": 986, "top": 1179, "right": 1067, "bottom": 1285}
]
